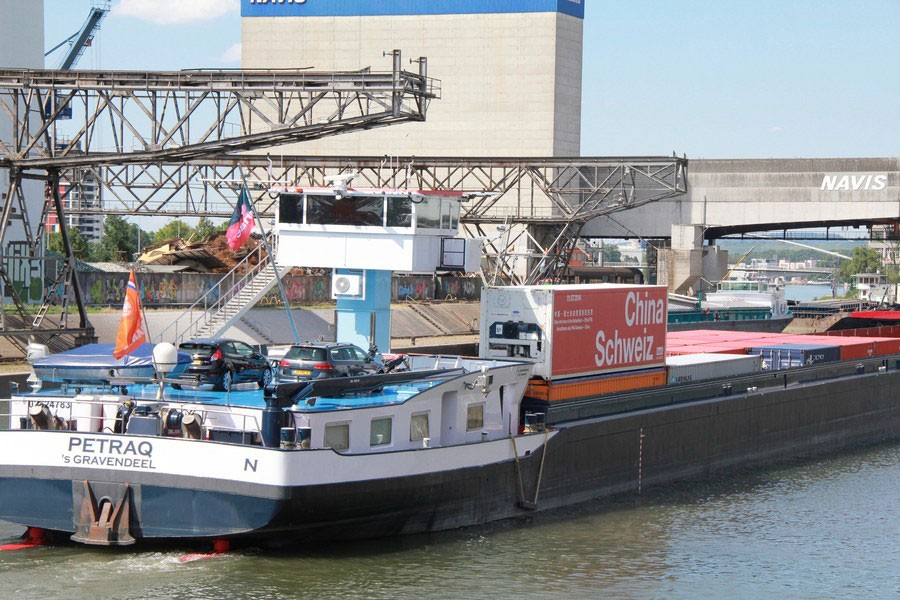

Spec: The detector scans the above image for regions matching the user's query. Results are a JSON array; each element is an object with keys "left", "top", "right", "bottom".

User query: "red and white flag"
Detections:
[
  {"left": 112, "top": 269, "right": 147, "bottom": 359},
  {"left": 226, "top": 185, "right": 256, "bottom": 251}
]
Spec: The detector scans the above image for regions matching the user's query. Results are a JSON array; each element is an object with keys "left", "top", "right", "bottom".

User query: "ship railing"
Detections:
[
  {"left": 155, "top": 233, "right": 278, "bottom": 346},
  {"left": 1, "top": 397, "right": 262, "bottom": 443}
]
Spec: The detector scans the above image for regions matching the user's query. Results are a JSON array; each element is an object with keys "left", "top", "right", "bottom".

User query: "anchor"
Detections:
[{"left": 71, "top": 480, "right": 136, "bottom": 546}]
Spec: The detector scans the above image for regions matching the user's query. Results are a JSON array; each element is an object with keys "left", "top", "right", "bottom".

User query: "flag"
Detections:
[
  {"left": 112, "top": 270, "right": 147, "bottom": 359},
  {"left": 226, "top": 186, "right": 256, "bottom": 251}
]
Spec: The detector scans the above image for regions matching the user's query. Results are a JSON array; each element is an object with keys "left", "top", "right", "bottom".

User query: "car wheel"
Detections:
[
  {"left": 258, "top": 367, "right": 273, "bottom": 388},
  {"left": 217, "top": 370, "right": 234, "bottom": 392}
]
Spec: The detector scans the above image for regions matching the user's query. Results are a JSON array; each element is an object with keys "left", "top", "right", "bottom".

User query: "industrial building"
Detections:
[{"left": 241, "top": 0, "right": 584, "bottom": 157}]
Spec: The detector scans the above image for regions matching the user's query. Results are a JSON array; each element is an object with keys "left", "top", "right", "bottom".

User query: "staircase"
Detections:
[{"left": 157, "top": 235, "right": 290, "bottom": 346}]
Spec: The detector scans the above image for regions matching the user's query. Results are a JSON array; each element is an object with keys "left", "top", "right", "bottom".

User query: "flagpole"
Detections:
[{"left": 238, "top": 170, "right": 300, "bottom": 344}]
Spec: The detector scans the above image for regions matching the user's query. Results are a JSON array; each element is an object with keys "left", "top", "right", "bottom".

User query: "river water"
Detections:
[{"left": 1, "top": 441, "right": 897, "bottom": 599}]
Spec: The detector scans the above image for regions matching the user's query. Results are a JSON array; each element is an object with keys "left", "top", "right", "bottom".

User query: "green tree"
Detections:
[
  {"left": 837, "top": 247, "right": 882, "bottom": 283},
  {"left": 47, "top": 229, "right": 91, "bottom": 260},
  {"left": 601, "top": 245, "right": 622, "bottom": 263},
  {"left": 194, "top": 216, "right": 223, "bottom": 241},
  {"left": 153, "top": 219, "right": 194, "bottom": 245},
  {"left": 98, "top": 215, "right": 143, "bottom": 263}
]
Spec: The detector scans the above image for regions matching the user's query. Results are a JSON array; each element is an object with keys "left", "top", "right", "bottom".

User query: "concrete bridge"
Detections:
[{"left": 582, "top": 157, "right": 900, "bottom": 293}]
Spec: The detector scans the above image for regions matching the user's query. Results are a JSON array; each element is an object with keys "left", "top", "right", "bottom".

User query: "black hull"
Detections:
[{"left": 2, "top": 361, "right": 898, "bottom": 545}]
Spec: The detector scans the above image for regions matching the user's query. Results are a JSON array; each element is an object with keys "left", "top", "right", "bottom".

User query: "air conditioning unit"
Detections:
[{"left": 331, "top": 273, "right": 363, "bottom": 299}]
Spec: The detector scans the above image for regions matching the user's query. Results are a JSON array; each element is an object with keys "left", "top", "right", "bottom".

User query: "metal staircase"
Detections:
[{"left": 156, "top": 235, "right": 289, "bottom": 346}]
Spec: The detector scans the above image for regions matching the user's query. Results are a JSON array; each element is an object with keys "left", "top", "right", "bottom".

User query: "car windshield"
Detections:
[{"left": 284, "top": 346, "right": 327, "bottom": 361}]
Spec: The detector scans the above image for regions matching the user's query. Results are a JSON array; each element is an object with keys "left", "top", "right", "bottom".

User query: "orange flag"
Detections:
[{"left": 113, "top": 269, "right": 147, "bottom": 359}]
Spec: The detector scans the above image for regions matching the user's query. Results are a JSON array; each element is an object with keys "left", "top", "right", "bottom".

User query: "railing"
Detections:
[
  {"left": 2, "top": 395, "right": 263, "bottom": 442},
  {"left": 155, "top": 234, "right": 278, "bottom": 345}
]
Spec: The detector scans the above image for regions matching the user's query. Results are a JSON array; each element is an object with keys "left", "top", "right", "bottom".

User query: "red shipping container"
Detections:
[{"left": 481, "top": 284, "right": 668, "bottom": 379}]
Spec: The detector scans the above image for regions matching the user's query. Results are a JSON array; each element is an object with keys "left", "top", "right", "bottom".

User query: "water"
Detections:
[
  {"left": 1, "top": 442, "right": 897, "bottom": 599},
  {"left": 784, "top": 283, "right": 845, "bottom": 303}
]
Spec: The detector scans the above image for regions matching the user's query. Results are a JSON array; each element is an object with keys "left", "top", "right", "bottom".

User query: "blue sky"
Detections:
[{"left": 45, "top": 0, "right": 899, "bottom": 159}]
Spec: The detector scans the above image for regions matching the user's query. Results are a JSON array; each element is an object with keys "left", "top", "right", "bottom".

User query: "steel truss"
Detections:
[
  {"left": 50, "top": 155, "right": 686, "bottom": 285},
  {"left": 0, "top": 57, "right": 436, "bottom": 354}
]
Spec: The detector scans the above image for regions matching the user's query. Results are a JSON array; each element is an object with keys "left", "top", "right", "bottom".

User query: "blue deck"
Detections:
[{"left": 16, "top": 378, "right": 443, "bottom": 411}]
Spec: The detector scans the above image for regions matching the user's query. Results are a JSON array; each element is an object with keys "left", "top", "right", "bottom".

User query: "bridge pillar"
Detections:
[{"left": 658, "top": 225, "right": 728, "bottom": 295}]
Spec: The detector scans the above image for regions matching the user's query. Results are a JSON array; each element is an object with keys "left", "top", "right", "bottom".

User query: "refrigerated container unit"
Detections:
[{"left": 480, "top": 284, "right": 668, "bottom": 380}]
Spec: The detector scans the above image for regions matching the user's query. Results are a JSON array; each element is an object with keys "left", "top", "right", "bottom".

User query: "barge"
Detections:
[{"left": 0, "top": 286, "right": 898, "bottom": 548}]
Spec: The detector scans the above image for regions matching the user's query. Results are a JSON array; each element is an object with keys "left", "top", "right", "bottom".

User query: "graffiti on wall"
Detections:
[{"left": 72, "top": 272, "right": 482, "bottom": 307}]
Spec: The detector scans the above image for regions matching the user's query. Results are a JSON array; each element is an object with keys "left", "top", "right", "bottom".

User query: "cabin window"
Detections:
[
  {"left": 278, "top": 193, "right": 303, "bottom": 224},
  {"left": 324, "top": 423, "right": 350, "bottom": 451},
  {"left": 410, "top": 412, "right": 429, "bottom": 441},
  {"left": 386, "top": 196, "right": 413, "bottom": 227},
  {"left": 466, "top": 403, "right": 484, "bottom": 432},
  {"left": 306, "top": 193, "right": 384, "bottom": 226},
  {"left": 415, "top": 196, "right": 441, "bottom": 229},
  {"left": 370, "top": 417, "right": 392, "bottom": 446}
]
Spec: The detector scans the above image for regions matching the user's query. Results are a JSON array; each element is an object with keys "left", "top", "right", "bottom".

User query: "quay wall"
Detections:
[{"left": 35, "top": 273, "right": 481, "bottom": 308}]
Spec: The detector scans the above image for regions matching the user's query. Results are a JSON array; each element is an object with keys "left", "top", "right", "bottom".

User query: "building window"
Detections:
[
  {"left": 370, "top": 417, "right": 392, "bottom": 446},
  {"left": 466, "top": 403, "right": 484, "bottom": 432},
  {"left": 410, "top": 412, "right": 429, "bottom": 441},
  {"left": 324, "top": 423, "right": 350, "bottom": 451}
]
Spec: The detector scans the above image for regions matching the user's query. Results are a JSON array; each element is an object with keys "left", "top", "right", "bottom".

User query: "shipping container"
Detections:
[
  {"left": 666, "top": 353, "right": 762, "bottom": 384},
  {"left": 481, "top": 284, "right": 668, "bottom": 380},
  {"left": 525, "top": 368, "right": 667, "bottom": 402},
  {"left": 747, "top": 343, "right": 841, "bottom": 371}
]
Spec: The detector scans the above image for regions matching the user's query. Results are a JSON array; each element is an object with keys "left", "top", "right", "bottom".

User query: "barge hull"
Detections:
[{"left": 0, "top": 364, "right": 898, "bottom": 543}]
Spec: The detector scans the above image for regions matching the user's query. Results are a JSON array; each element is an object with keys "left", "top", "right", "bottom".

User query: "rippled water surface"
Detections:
[{"left": 1, "top": 442, "right": 898, "bottom": 599}]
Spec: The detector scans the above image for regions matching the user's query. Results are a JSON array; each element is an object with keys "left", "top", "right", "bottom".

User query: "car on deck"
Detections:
[
  {"left": 175, "top": 337, "right": 273, "bottom": 391},
  {"left": 277, "top": 341, "right": 381, "bottom": 382}
]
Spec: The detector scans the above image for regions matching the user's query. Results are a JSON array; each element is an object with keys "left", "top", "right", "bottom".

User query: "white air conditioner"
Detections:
[{"left": 331, "top": 273, "right": 363, "bottom": 298}]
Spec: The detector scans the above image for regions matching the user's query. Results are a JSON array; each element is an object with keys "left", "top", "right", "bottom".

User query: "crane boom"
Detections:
[{"left": 46, "top": 4, "right": 109, "bottom": 70}]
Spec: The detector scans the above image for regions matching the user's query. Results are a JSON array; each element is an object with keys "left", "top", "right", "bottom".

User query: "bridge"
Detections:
[{"left": 583, "top": 157, "right": 900, "bottom": 293}]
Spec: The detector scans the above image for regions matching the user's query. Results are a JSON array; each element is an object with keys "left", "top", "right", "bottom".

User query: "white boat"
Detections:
[
  {"left": 0, "top": 354, "right": 552, "bottom": 545},
  {"left": 701, "top": 278, "right": 790, "bottom": 317}
]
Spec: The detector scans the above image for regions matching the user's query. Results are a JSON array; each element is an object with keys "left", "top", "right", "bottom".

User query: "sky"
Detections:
[{"left": 43, "top": 0, "right": 900, "bottom": 159}]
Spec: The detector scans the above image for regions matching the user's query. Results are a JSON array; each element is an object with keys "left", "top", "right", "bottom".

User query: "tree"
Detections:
[
  {"left": 98, "top": 215, "right": 143, "bottom": 263},
  {"left": 153, "top": 219, "right": 194, "bottom": 245},
  {"left": 194, "top": 216, "right": 223, "bottom": 241},
  {"left": 47, "top": 229, "right": 90, "bottom": 260},
  {"left": 837, "top": 247, "right": 882, "bottom": 283},
  {"left": 601, "top": 245, "right": 622, "bottom": 263}
]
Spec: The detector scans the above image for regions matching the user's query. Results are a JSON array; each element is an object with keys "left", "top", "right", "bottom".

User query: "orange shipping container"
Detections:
[{"left": 525, "top": 368, "right": 667, "bottom": 402}]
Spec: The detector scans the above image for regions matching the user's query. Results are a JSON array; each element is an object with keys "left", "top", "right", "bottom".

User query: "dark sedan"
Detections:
[
  {"left": 175, "top": 338, "right": 273, "bottom": 391},
  {"left": 277, "top": 342, "right": 381, "bottom": 382}
]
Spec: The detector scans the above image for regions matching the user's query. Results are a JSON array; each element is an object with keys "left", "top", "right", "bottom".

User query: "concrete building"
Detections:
[
  {"left": 0, "top": 0, "right": 45, "bottom": 303},
  {"left": 241, "top": 0, "right": 584, "bottom": 157}
]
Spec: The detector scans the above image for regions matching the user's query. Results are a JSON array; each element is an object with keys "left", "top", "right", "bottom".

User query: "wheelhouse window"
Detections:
[
  {"left": 415, "top": 196, "right": 441, "bottom": 229},
  {"left": 466, "top": 403, "right": 484, "bottom": 432},
  {"left": 324, "top": 423, "right": 349, "bottom": 451},
  {"left": 370, "top": 417, "right": 392, "bottom": 446},
  {"left": 278, "top": 193, "right": 303, "bottom": 225},
  {"left": 307, "top": 194, "right": 384, "bottom": 226},
  {"left": 386, "top": 196, "right": 413, "bottom": 227},
  {"left": 410, "top": 412, "right": 429, "bottom": 441}
]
